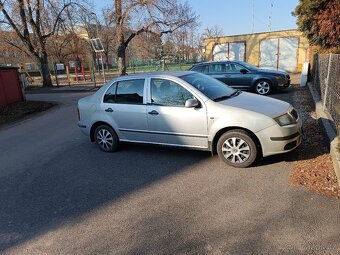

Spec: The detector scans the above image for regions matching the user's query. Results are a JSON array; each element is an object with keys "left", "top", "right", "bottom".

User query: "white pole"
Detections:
[
  {"left": 101, "top": 53, "right": 106, "bottom": 83},
  {"left": 323, "top": 53, "right": 332, "bottom": 111}
]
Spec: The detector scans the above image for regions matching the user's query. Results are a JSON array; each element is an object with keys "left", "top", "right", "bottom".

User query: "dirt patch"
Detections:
[
  {"left": 290, "top": 87, "right": 340, "bottom": 199},
  {"left": 0, "top": 101, "right": 56, "bottom": 126}
]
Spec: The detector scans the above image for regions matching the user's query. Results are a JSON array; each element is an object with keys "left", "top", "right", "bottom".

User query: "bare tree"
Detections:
[
  {"left": 201, "top": 25, "right": 224, "bottom": 39},
  {"left": 0, "top": 0, "right": 84, "bottom": 87},
  {"left": 114, "top": 0, "right": 198, "bottom": 75}
]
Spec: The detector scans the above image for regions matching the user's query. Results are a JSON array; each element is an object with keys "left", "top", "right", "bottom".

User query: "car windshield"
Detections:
[
  {"left": 180, "top": 73, "right": 237, "bottom": 101},
  {"left": 237, "top": 61, "right": 258, "bottom": 70}
]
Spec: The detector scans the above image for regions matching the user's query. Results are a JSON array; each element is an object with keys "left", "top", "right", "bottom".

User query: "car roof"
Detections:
[
  {"left": 192, "top": 60, "right": 245, "bottom": 66},
  {"left": 115, "top": 71, "right": 195, "bottom": 80}
]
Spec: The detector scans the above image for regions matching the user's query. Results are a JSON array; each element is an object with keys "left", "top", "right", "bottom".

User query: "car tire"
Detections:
[
  {"left": 217, "top": 130, "right": 257, "bottom": 168},
  {"left": 94, "top": 125, "right": 119, "bottom": 152},
  {"left": 254, "top": 79, "right": 273, "bottom": 95}
]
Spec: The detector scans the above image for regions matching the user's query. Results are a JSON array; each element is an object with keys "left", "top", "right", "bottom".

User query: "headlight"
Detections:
[
  {"left": 274, "top": 113, "right": 296, "bottom": 126},
  {"left": 275, "top": 75, "right": 285, "bottom": 81}
]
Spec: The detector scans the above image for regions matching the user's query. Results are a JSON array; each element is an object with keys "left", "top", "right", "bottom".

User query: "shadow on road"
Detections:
[{"left": 0, "top": 142, "right": 208, "bottom": 252}]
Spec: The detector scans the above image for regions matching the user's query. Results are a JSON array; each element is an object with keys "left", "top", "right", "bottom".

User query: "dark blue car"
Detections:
[{"left": 189, "top": 61, "right": 291, "bottom": 95}]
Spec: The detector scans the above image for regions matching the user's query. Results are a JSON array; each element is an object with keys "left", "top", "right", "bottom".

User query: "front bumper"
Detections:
[
  {"left": 256, "top": 119, "right": 302, "bottom": 157},
  {"left": 275, "top": 74, "right": 291, "bottom": 89},
  {"left": 277, "top": 79, "right": 291, "bottom": 89}
]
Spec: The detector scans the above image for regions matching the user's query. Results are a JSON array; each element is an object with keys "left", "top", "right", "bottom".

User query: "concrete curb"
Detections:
[
  {"left": 307, "top": 82, "right": 340, "bottom": 186},
  {"left": 25, "top": 85, "right": 101, "bottom": 94}
]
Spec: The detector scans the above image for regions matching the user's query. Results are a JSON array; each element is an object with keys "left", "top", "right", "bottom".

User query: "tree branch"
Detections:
[
  {"left": 0, "top": 3, "right": 39, "bottom": 58},
  {"left": 42, "top": 2, "right": 73, "bottom": 39}
]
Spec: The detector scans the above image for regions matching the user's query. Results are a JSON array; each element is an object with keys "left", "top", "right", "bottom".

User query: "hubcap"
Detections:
[
  {"left": 256, "top": 81, "right": 270, "bottom": 95},
  {"left": 97, "top": 129, "right": 113, "bottom": 150},
  {"left": 221, "top": 137, "right": 250, "bottom": 164}
]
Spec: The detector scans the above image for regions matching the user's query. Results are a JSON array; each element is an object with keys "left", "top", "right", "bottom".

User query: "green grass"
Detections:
[
  {"left": 0, "top": 101, "right": 56, "bottom": 125},
  {"left": 126, "top": 64, "right": 192, "bottom": 73}
]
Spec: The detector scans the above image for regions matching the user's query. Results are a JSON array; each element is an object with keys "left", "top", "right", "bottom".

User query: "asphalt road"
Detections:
[{"left": 0, "top": 88, "right": 339, "bottom": 255}]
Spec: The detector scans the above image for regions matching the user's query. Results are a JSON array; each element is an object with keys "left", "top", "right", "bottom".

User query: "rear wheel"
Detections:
[
  {"left": 217, "top": 130, "right": 257, "bottom": 168},
  {"left": 94, "top": 125, "right": 119, "bottom": 152},
  {"left": 254, "top": 79, "right": 273, "bottom": 95}
]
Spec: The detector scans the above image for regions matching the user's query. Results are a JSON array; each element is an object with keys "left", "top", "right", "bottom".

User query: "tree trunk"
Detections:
[
  {"left": 117, "top": 42, "right": 127, "bottom": 75},
  {"left": 39, "top": 52, "right": 53, "bottom": 87}
]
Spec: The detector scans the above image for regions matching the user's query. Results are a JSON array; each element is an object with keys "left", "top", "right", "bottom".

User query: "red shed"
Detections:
[{"left": 0, "top": 66, "right": 25, "bottom": 106}]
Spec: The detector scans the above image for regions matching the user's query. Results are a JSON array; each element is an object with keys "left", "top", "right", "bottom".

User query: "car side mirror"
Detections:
[
  {"left": 185, "top": 98, "right": 199, "bottom": 108},
  {"left": 240, "top": 68, "right": 248, "bottom": 74}
]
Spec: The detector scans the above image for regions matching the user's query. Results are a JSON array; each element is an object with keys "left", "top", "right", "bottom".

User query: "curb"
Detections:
[
  {"left": 25, "top": 86, "right": 100, "bottom": 94},
  {"left": 307, "top": 82, "right": 340, "bottom": 186}
]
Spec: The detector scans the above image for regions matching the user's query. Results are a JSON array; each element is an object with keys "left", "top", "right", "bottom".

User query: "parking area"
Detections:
[{"left": 0, "top": 87, "right": 339, "bottom": 255}]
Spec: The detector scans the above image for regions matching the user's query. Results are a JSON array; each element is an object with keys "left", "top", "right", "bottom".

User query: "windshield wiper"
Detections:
[
  {"left": 213, "top": 90, "right": 241, "bottom": 102},
  {"left": 230, "top": 90, "right": 242, "bottom": 97},
  {"left": 213, "top": 95, "right": 231, "bottom": 102}
]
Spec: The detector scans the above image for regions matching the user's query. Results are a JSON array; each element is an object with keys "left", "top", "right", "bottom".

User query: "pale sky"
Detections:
[{"left": 94, "top": 0, "right": 299, "bottom": 35}]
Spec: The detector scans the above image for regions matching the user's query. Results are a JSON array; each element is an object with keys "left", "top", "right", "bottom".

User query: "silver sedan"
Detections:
[{"left": 78, "top": 71, "right": 302, "bottom": 167}]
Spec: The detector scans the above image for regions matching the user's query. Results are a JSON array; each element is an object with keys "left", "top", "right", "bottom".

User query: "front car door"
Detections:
[
  {"left": 146, "top": 78, "right": 209, "bottom": 149},
  {"left": 225, "top": 62, "right": 253, "bottom": 89},
  {"left": 101, "top": 78, "right": 148, "bottom": 142}
]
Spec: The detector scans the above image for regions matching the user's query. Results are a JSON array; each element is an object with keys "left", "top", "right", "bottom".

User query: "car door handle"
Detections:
[
  {"left": 105, "top": 108, "right": 113, "bottom": 112},
  {"left": 148, "top": 110, "right": 159, "bottom": 115}
]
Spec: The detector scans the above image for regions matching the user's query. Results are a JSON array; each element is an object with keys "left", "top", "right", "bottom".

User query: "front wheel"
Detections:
[
  {"left": 254, "top": 80, "right": 273, "bottom": 95},
  {"left": 94, "top": 125, "right": 119, "bottom": 152},
  {"left": 217, "top": 130, "right": 257, "bottom": 168}
]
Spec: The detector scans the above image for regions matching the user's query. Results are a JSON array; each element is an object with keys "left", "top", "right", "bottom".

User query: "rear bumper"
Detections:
[{"left": 78, "top": 121, "right": 91, "bottom": 136}]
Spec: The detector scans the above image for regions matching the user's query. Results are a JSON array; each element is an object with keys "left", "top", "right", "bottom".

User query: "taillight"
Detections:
[{"left": 77, "top": 107, "right": 80, "bottom": 121}]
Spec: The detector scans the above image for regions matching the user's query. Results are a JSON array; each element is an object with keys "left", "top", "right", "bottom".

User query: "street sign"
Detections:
[{"left": 90, "top": 38, "right": 105, "bottom": 52}]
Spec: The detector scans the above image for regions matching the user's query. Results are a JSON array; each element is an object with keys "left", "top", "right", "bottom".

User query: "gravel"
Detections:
[{"left": 290, "top": 87, "right": 340, "bottom": 199}]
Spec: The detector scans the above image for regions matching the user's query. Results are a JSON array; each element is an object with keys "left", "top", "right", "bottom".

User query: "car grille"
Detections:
[{"left": 290, "top": 108, "right": 299, "bottom": 120}]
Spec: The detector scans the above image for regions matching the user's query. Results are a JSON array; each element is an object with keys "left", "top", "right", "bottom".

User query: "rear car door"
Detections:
[
  {"left": 101, "top": 78, "right": 148, "bottom": 142},
  {"left": 207, "top": 63, "right": 230, "bottom": 85}
]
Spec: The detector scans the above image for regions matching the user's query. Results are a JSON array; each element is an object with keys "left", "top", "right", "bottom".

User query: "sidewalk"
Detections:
[{"left": 25, "top": 83, "right": 102, "bottom": 94}]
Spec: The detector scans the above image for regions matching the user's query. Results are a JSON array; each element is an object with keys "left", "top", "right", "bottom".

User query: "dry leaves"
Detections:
[{"left": 289, "top": 87, "right": 340, "bottom": 199}]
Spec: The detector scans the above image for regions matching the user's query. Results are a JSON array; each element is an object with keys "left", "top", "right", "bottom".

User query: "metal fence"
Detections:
[{"left": 312, "top": 53, "right": 340, "bottom": 136}]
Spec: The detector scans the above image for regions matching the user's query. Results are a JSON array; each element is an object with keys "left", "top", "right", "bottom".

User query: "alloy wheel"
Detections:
[
  {"left": 256, "top": 81, "right": 271, "bottom": 95},
  {"left": 221, "top": 137, "right": 250, "bottom": 163}
]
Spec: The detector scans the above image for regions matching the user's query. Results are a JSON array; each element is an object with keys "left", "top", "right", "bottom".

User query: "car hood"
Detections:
[
  {"left": 257, "top": 69, "right": 287, "bottom": 76},
  {"left": 218, "top": 92, "right": 290, "bottom": 117}
]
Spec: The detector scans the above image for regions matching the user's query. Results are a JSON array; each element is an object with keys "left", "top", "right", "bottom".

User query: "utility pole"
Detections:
[
  {"left": 269, "top": 3, "right": 273, "bottom": 32},
  {"left": 252, "top": 0, "right": 255, "bottom": 33}
]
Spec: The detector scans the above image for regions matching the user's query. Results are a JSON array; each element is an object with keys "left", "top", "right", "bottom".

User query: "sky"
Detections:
[{"left": 94, "top": 0, "right": 299, "bottom": 36}]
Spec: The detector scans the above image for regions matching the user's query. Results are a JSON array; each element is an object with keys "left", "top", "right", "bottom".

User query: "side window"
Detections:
[
  {"left": 201, "top": 65, "right": 208, "bottom": 74},
  {"left": 191, "top": 65, "right": 203, "bottom": 73},
  {"left": 151, "top": 79, "right": 194, "bottom": 107},
  {"left": 116, "top": 79, "right": 144, "bottom": 104},
  {"left": 209, "top": 64, "right": 225, "bottom": 73},
  {"left": 192, "top": 65, "right": 208, "bottom": 74},
  {"left": 230, "top": 63, "right": 245, "bottom": 72},
  {"left": 103, "top": 82, "right": 117, "bottom": 103},
  {"left": 104, "top": 79, "right": 145, "bottom": 104},
  {"left": 224, "top": 63, "right": 232, "bottom": 73}
]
